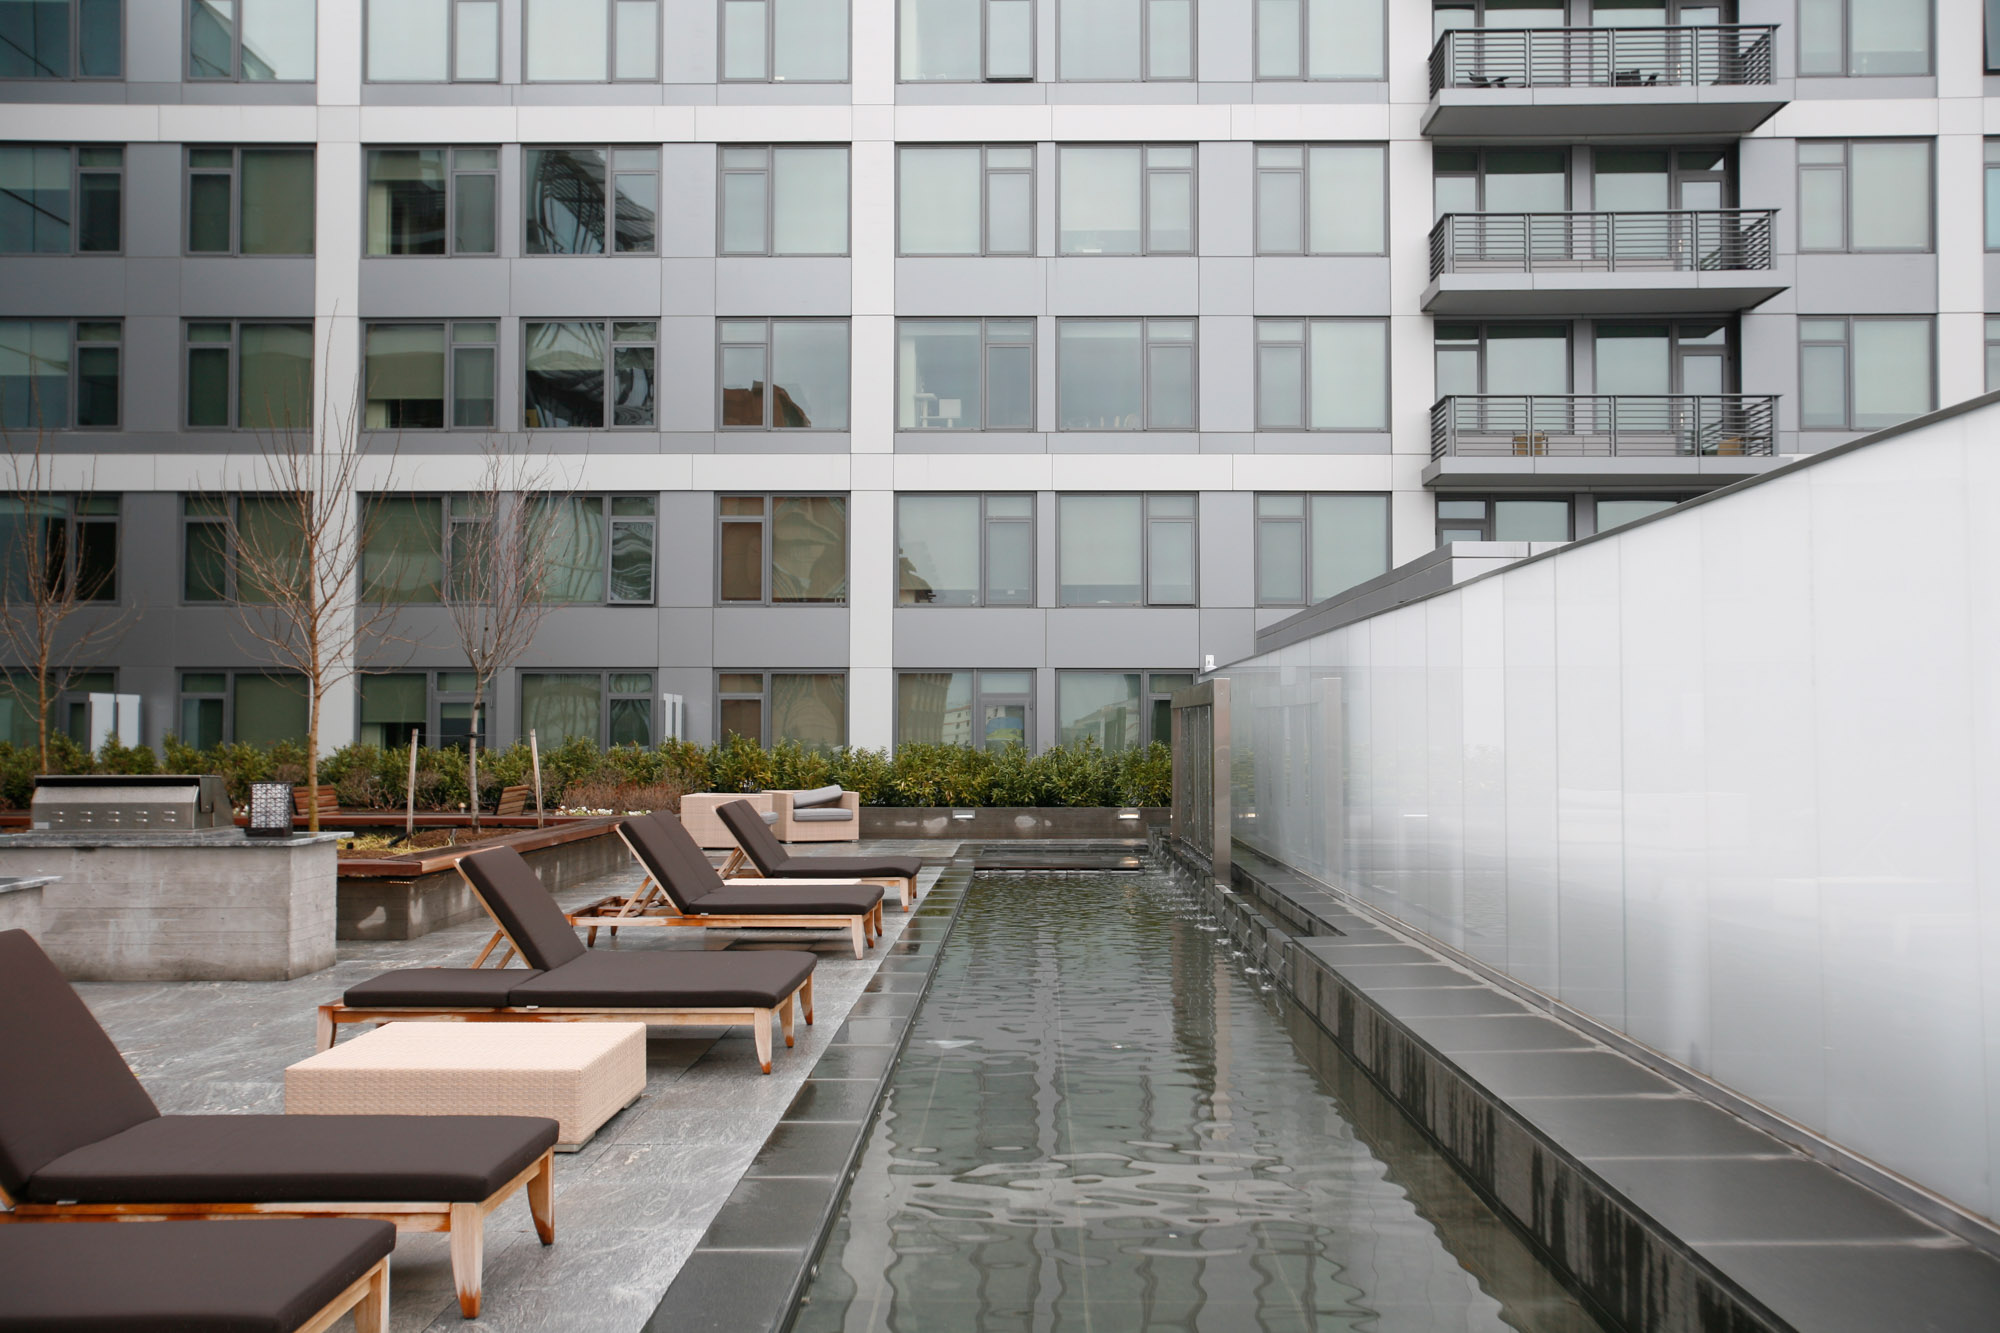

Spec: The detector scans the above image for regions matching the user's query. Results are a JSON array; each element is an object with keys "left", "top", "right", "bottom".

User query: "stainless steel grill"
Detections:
[{"left": 31, "top": 775, "right": 230, "bottom": 832}]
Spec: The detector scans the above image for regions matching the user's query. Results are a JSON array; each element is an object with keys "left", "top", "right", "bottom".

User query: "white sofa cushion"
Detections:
[
  {"left": 792, "top": 784, "right": 846, "bottom": 809},
  {"left": 791, "top": 807, "right": 855, "bottom": 822}
]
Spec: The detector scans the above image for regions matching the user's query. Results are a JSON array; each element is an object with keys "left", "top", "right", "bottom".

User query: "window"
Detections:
[
  {"left": 187, "top": 0, "right": 314, "bottom": 80},
  {"left": 717, "top": 495, "right": 848, "bottom": 604},
  {"left": 1058, "top": 145, "right": 1192, "bottom": 255},
  {"left": 899, "top": 0, "right": 1033, "bottom": 80},
  {"left": 1059, "top": 0, "right": 1191, "bottom": 79},
  {"left": 1988, "top": 143, "right": 2000, "bottom": 252},
  {"left": 1057, "top": 320, "right": 1194, "bottom": 431},
  {"left": 360, "top": 493, "right": 651, "bottom": 605},
  {"left": 1256, "top": 145, "right": 1387, "bottom": 256},
  {"left": 524, "top": 147, "right": 657, "bottom": 254},
  {"left": 524, "top": 0, "right": 659, "bottom": 80},
  {"left": 358, "top": 671, "right": 486, "bottom": 750},
  {"left": 181, "top": 494, "right": 304, "bottom": 602},
  {"left": 1255, "top": 494, "right": 1390, "bottom": 606},
  {"left": 1595, "top": 497, "right": 1681, "bottom": 533},
  {"left": 0, "top": 0, "right": 121, "bottom": 77},
  {"left": 718, "top": 671, "right": 847, "bottom": 748},
  {"left": 184, "top": 322, "right": 312, "bottom": 430},
  {"left": 365, "top": 0, "right": 498, "bottom": 81},
  {"left": 1431, "top": 147, "right": 1567, "bottom": 219},
  {"left": 719, "top": 147, "right": 849, "bottom": 256},
  {"left": 1797, "top": 140, "right": 1930, "bottom": 253},
  {"left": 898, "top": 146, "right": 1032, "bottom": 255},
  {"left": 365, "top": 148, "right": 498, "bottom": 255},
  {"left": 1434, "top": 323, "right": 1570, "bottom": 397},
  {"left": 1991, "top": 0, "right": 2000, "bottom": 73},
  {"left": 1436, "top": 497, "right": 1572, "bottom": 546},
  {"left": 364, "top": 322, "right": 496, "bottom": 429},
  {"left": 0, "top": 145, "right": 120, "bottom": 253},
  {"left": 0, "top": 493, "right": 118, "bottom": 603},
  {"left": 721, "top": 0, "right": 848, "bottom": 81},
  {"left": 1988, "top": 317, "right": 2000, "bottom": 393},
  {"left": 542, "top": 495, "right": 656, "bottom": 603},
  {"left": 719, "top": 320, "right": 849, "bottom": 429},
  {"left": 1255, "top": 321, "right": 1388, "bottom": 431},
  {"left": 177, "top": 670, "right": 308, "bottom": 748},
  {"left": 523, "top": 321, "right": 655, "bottom": 428},
  {"left": 897, "top": 320, "right": 1033, "bottom": 430},
  {"left": 0, "top": 668, "right": 113, "bottom": 750},
  {"left": 1058, "top": 493, "right": 1194, "bottom": 605},
  {"left": 186, "top": 147, "right": 314, "bottom": 255},
  {"left": 1432, "top": 0, "right": 1566, "bottom": 38},
  {"left": 897, "top": 670, "right": 1030, "bottom": 749},
  {"left": 1799, "top": 316, "right": 1933, "bottom": 431},
  {"left": 1057, "top": 670, "right": 1189, "bottom": 751},
  {"left": 0, "top": 320, "right": 119, "bottom": 429},
  {"left": 523, "top": 671, "right": 656, "bottom": 746},
  {"left": 1799, "top": 0, "right": 1930, "bottom": 76},
  {"left": 896, "top": 493, "right": 1032, "bottom": 605},
  {"left": 1257, "top": 0, "right": 1382, "bottom": 80}
]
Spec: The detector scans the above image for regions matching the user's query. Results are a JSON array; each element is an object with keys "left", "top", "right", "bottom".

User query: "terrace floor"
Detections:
[{"left": 72, "top": 841, "right": 961, "bottom": 1333}]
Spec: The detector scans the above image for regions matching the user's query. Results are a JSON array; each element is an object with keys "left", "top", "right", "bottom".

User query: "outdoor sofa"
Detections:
[
  {"left": 717, "top": 797, "right": 924, "bottom": 909},
  {"left": 319, "top": 845, "right": 818, "bottom": 1074},
  {"left": 0, "top": 1217, "right": 393, "bottom": 1332},
  {"left": 771, "top": 785, "right": 862, "bottom": 842},
  {"left": 0, "top": 929, "right": 555, "bottom": 1319}
]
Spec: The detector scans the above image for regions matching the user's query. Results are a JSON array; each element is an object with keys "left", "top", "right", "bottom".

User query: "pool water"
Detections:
[{"left": 792, "top": 868, "right": 1606, "bottom": 1333}]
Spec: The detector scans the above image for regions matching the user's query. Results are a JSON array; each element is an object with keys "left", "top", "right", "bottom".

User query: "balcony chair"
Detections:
[{"left": 716, "top": 798, "right": 922, "bottom": 910}]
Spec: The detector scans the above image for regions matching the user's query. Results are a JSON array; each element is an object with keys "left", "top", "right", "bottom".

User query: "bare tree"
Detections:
[{"left": 0, "top": 430, "right": 133, "bottom": 772}]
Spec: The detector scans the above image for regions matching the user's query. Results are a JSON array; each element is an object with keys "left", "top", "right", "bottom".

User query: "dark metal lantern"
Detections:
[{"left": 247, "top": 782, "right": 296, "bottom": 838}]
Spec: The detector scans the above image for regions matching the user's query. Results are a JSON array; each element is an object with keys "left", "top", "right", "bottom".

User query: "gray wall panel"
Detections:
[
  {"left": 1198, "top": 490, "right": 1254, "bottom": 607},
  {"left": 124, "top": 261, "right": 182, "bottom": 318},
  {"left": 659, "top": 148, "right": 718, "bottom": 256},
  {"left": 658, "top": 318, "right": 719, "bottom": 430},
  {"left": 1198, "top": 143, "right": 1253, "bottom": 257},
  {"left": 714, "top": 259, "right": 853, "bottom": 315},
  {"left": 0, "top": 261, "right": 127, "bottom": 317},
  {"left": 511, "top": 260, "right": 664, "bottom": 315},
  {"left": 1046, "top": 609, "right": 1200, "bottom": 666},
  {"left": 1792, "top": 256, "right": 1940, "bottom": 314},
  {"left": 358, "top": 261, "right": 514, "bottom": 317},
  {"left": 1197, "top": 608, "right": 1256, "bottom": 670},
  {"left": 1251, "top": 258, "right": 1392, "bottom": 315},
  {"left": 894, "top": 260, "right": 1048, "bottom": 316},
  {"left": 660, "top": 0, "right": 719, "bottom": 83},
  {"left": 126, "top": 147, "right": 183, "bottom": 257},
  {"left": 1199, "top": 315, "right": 1254, "bottom": 431},
  {"left": 657, "top": 609, "right": 719, "bottom": 664},
  {"left": 179, "top": 261, "right": 316, "bottom": 318},
  {"left": 663, "top": 260, "right": 720, "bottom": 316},
  {"left": 1199, "top": 257, "right": 1254, "bottom": 314},
  {"left": 893, "top": 609, "right": 1049, "bottom": 665},
  {"left": 656, "top": 493, "right": 716, "bottom": 606},
  {"left": 1049, "top": 259, "right": 1200, "bottom": 314},
  {"left": 124, "top": 316, "right": 185, "bottom": 432},
  {"left": 527, "top": 608, "right": 664, "bottom": 666},
  {"left": 713, "top": 608, "right": 852, "bottom": 666}
]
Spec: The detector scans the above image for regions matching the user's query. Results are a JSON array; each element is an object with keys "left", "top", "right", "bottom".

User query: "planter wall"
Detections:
[
  {"left": 858, "top": 807, "right": 1167, "bottom": 840},
  {"left": 338, "top": 819, "right": 626, "bottom": 941}
]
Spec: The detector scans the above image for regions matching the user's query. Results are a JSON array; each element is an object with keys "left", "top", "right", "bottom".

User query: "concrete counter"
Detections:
[{"left": 0, "top": 874, "right": 52, "bottom": 937}]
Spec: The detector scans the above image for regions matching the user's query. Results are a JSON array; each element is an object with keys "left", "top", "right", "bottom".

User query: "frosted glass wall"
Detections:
[{"left": 1223, "top": 402, "right": 2000, "bottom": 1226}]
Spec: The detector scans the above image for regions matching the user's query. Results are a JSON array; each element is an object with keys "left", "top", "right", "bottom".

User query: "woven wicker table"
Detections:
[{"left": 286, "top": 1021, "right": 648, "bottom": 1151}]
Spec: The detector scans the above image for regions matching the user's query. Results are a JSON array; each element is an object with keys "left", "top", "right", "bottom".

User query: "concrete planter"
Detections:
[
  {"left": 858, "top": 807, "right": 1167, "bottom": 840},
  {"left": 0, "top": 875, "right": 50, "bottom": 937},
  {"left": 337, "top": 818, "right": 625, "bottom": 941}
]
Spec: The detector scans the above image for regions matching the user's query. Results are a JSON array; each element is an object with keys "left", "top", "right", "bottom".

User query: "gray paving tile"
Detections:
[
  {"left": 640, "top": 1248, "right": 805, "bottom": 1333},
  {"left": 784, "top": 1077, "right": 882, "bottom": 1122},
  {"left": 1366, "top": 985, "right": 1533, "bottom": 1020},
  {"left": 1692, "top": 1240, "right": 2000, "bottom": 1333},
  {"left": 1593, "top": 1157, "right": 1940, "bottom": 1244},
  {"left": 701, "top": 1175, "right": 843, "bottom": 1250},
  {"left": 1450, "top": 1049, "right": 1682, "bottom": 1098},
  {"left": 1514, "top": 1095, "right": 1784, "bottom": 1160},
  {"left": 1394, "top": 1013, "right": 1597, "bottom": 1054}
]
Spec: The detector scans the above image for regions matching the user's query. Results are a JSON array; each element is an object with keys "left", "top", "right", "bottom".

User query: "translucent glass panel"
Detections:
[
  {"left": 1254, "top": 321, "right": 1388, "bottom": 431},
  {"left": 525, "top": 0, "right": 660, "bottom": 80},
  {"left": 898, "top": 146, "right": 1032, "bottom": 255},
  {"left": 1800, "top": 317, "right": 1933, "bottom": 431},
  {"left": 900, "top": 0, "right": 1033, "bottom": 79},
  {"left": 360, "top": 496, "right": 444, "bottom": 602},
  {"left": 521, "top": 673, "right": 601, "bottom": 746},
  {"left": 720, "top": 147, "right": 848, "bottom": 255},
  {"left": 1057, "top": 321, "right": 1193, "bottom": 430},
  {"left": 1257, "top": 0, "right": 1383, "bottom": 80},
  {"left": 723, "top": 0, "right": 848, "bottom": 80},
  {"left": 0, "top": 146, "right": 68, "bottom": 252},
  {"left": 0, "top": 0, "right": 122, "bottom": 77},
  {"left": 1798, "top": 141, "right": 1930, "bottom": 253},
  {"left": 524, "top": 321, "right": 654, "bottom": 428},
  {"left": 525, "top": 148, "right": 656, "bottom": 254},
  {"left": 1254, "top": 145, "right": 1386, "bottom": 255},
  {"left": 233, "top": 673, "right": 308, "bottom": 745},
  {"left": 1059, "top": 672, "right": 1141, "bottom": 750},
  {"left": 190, "top": 0, "right": 314, "bottom": 80},
  {"left": 897, "top": 320, "right": 1032, "bottom": 430},
  {"left": 897, "top": 494, "right": 1031, "bottom": 605},
  {"left": 720, "top": 321, "right": 849, "bottom": 429},
  {"left": 1799, "top": 0, "right": 1930, "bottom": 76},
  {"left": 1058, "top": 146, "right": 1192, "bottom": 255}
]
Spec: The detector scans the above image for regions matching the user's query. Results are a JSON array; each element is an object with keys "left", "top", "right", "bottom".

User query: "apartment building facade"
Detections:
[{"left": 0, "top": 0, "right": 1980, "bottom": 755}]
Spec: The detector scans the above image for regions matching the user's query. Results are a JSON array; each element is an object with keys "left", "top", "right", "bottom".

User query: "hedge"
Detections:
[{"left": 0, "top": 734, "right": 1172, "bottom": 812}]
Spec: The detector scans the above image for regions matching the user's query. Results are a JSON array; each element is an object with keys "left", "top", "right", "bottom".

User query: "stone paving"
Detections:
[{"left": 71, "top": 841, "right": 959, "bottom": 1333}]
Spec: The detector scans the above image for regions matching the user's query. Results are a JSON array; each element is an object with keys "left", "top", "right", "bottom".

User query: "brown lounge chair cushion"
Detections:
[
  {"left": 713, "top": 802, "right": 921, "bottom": 881},
  {"left": 0, "top": 1218, "right": 393, "bottom": 1333},
  {"left": 506, "top": 949, "right": 814, "bottom": 1009},
  {"left": 625, "top": 812, "right": 881, "bottom": 914},
  {"left": 23, "top": 1113, "right": 558, "bottom": 1205},
  {"left": 457, "top": 848, "right": 588, "bottom": 971},
  {"left": 697, "top": 883, "right": 883, "bottom": 915},
  {"left": 342, "top": 967, "right": 542, "bottom": 1008}
]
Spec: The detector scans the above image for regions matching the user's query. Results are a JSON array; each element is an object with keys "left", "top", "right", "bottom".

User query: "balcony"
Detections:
[
  {"left": 1423, "top": 210, "right": 1785, "bottom": 314},
  {"left": 1424, "top": 393, "right": 1784, "bottom": 489},
  {"left": 1424, "top": 26, "right": 1785, "bottom": 139}
]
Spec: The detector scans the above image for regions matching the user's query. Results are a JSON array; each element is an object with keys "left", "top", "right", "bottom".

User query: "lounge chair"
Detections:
[
  {"left": 716, "top": 799, "right": 924, "bottom": 910},
  {"left": 0, "top": 929, "right": 556, "bottom": 1320},
  {"left": 318, "top": 846, "right": 816, "bottom": 1074},
  {"left": 572, "top": 813, "right": 884, "bottom": 959},
  {"left": 0, "top": 1218, "right": 393, "bottom": 1332}
]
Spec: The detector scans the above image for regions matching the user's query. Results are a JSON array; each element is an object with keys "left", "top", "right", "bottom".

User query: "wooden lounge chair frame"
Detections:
[
  {"left": 314, "top": 861, "right": 815, "bottom": 1074},
  {"left": 0, "top": 1155, "right": 550, "bottom": 1321},
  {"left": 714, "top": 800, "right": 920, "bottom": 911},
  {"left": 302, "top": 1254, "right": 392, "bottom": 1333}
]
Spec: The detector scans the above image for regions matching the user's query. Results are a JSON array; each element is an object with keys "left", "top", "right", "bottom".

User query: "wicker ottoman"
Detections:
[{"left": 286, "top": 1021, "right": 647, "bottom": 1151}]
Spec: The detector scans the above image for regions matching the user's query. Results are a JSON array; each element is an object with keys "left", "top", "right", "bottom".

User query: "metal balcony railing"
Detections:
[
  {"left": 1428, "top": 25, "right": 1778, "bottom": 95},
  {"left": 1429, "top": 210, "right": 1776, "bottom": 279},
  {"left": 1429, "top": 395, "right": 1777, "bottom": 461}
]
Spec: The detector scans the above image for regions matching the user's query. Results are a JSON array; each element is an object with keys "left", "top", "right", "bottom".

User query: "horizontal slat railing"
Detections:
[
  {"left": 1428, "top": 210, "right": 1776, "bottom": 278},
  {"left": 1429, "top": 395, "right": 1777, "bottom": 461},
  {"left": 1430, "top": 25, "right": 1778, "bottom": 94}
]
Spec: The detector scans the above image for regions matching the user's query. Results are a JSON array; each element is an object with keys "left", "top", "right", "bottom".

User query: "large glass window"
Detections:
[
  {"left": 719, "top": 671, "right": 847, "bottom": 748},
  {"left": 525, "top": 0, "right": 659, "bottom": 80},
  {"left": 722, "top": 0, "right": 848, "bottom": 81},
  {"left": 1057, "top": 319, "right": 1194, "bottom": 431},
  {"left": 524, "top": 146, "right": 656, "bottom": 255},
  {"left": 0, "top": 145, "right": 119, "bottom": 254},
  {"left": 364, "top": 0, "right": 498, "bottom": 80},
  {"left": 365, "top": 148, "right": 497, "bottom": 256},
  {"left": 0, "top": 0, "right": 122, "bottom": 77},
  {"left": 717, "top": 495, "right": 848, "bottom": 604},
  {"left": 187, "top": 0, "right": 315, "bottom": 80},
  {"left": 364, "top": 322, "right": 496, "bottom": 429},
  {"left": 0, "top": 493, "right": 117, "bottom": 605},
  {"left": 899, "top": 0, "right": 1033, "bottom": 80},
  {"left": 1436, "top": 497, "right": 1572, "bottom": 546},
  {"left": 523, "top": 320, "right": 655, "bottom": 429},
  {"left": 1257, "top": 0, "right": 1382, "bottom": 80},
  {"left": 1988, "top": 317, "right": 2000, "bottom": 393},
  {"left": 522, "top": 670, "right": 655, "bottom": 747},
  {"left": 897, "top": 493, "right": 1032, "bottom": 605},
  {"left": 1056, "top": 670, "right": 1187, "bottom": 751},
  {"left": 1059, "top": 0, "right": 1191, "bottom": 79},
  {"left": 1254, "top": 493, "right": 1390, "bottom": 606},
  {"left": 181, "top": 495, "right": 306, "bottom": 603},
  {"left": 898, "top": 145, "right": 1033, "bottom": 255},
  {"left": 1432, "top": 147, "right": 1568, "bottom": 219},
  {"left": 358, "top": 671, "right": 485, "bottom": 750},
  {"left": 719, "top": 146, "right": 849, "bottom": 256},
  {"left": 1798, "top": 316, "right": 1933, "bottom": 431},
  {"left": 185, "top": 147, "right": 314, "bottom": 256},
  {"left": 1255, "top": 144, "right": 1387, "bottom": 255},
  {"left": 184, "top": 321, "right": 312, "bottom": 431},
  {"left": 1797, "top": 140, "right": 1930, "bottom": 253},
  {"left": 719, "top": 320, "right": 849, "bottom": 430},
  {"left": 1595, "top": 497, "right": 1681, "bottom": 533},
  {"left": 1058, "top": 145, "right": 1192, "bottom": 255},
  {"left": 361, "top": 493, "right": 653, "bottom": 605},
  {"left": 1799, "top": 0, "right": 1931, "bottom": 77},
  {"left": 536, "top": 494, "right": 655, "bottom": 603},
  {"left": 897, "top": 319, "right": 1033, "bottom": 431},
  {"left": 897, "top": 670, "right": 1030, "bottom": 750},
  {"left": 0, "top": 320, "right": 118, "bottom": 429},
  {"left": 1058, "top": 493, "right": 1193, "bottom": 606},
  {"left": 177, "top": 670, "right": 308, "bottom": 747},
  {"left": 1433, "top": 323, "right": 1570, "bottom": 397},
  {"left": 1255, "top": 320, "right": 1388, "bottom": 431}
]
